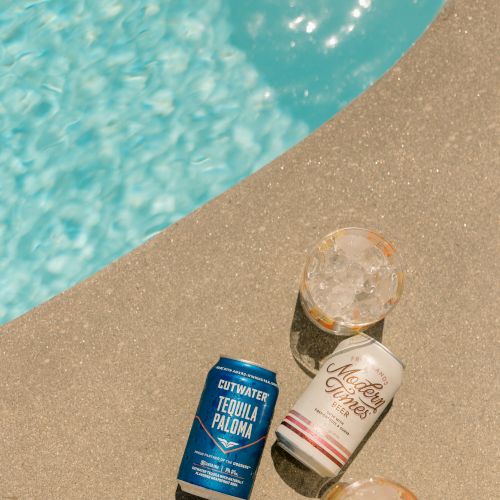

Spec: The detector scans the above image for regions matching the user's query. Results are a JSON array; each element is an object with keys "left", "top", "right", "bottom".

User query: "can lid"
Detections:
[
  {"left": 358, "top": 333, "right": 406, "bottom": 369},
  {"left": 219, "top": 355, "right": 276, "bottom": 374}
]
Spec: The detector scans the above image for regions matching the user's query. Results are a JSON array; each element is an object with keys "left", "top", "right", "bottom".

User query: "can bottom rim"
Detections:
[{"left": 178, "top": 480, "right": 245, "bottom": 500}]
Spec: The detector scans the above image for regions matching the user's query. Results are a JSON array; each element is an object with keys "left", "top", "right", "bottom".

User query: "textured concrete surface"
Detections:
[{"left": 1, "top": 0, "right": 499, "bottom": 499}]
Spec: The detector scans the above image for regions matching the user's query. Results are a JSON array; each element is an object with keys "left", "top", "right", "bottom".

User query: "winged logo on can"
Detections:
[{"left": 218, "top": 437, "right": 240, "bottom": 449}]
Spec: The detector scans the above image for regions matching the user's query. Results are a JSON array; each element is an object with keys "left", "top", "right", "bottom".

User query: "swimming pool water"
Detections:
[{"left": 0, "top": 0, "right": 443, "bottom": 325}]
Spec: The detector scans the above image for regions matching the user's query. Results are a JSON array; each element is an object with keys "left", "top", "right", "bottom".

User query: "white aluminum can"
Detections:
[{"left": 276, "top": 333, "right": 404, "bottom": 477}]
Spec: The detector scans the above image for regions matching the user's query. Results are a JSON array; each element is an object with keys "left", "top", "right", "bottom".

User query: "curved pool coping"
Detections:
[{"left": 1, "top": 0, "right": 498, "bottom": 498}]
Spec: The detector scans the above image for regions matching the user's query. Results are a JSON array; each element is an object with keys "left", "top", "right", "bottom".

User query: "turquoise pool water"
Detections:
[{"left": 0, "top": 0, "right": 443, "bottom": 325}]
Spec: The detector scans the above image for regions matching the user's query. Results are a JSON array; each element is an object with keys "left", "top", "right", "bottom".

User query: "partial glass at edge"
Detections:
[
  {"left": 322, "top": 477, "right": 417, "bottom": 500},
  {"left": 299, "top": 228, "right": 404, "bottom": 336}
]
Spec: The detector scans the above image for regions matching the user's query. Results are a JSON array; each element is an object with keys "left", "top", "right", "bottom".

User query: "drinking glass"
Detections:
[
  {"left": 322, "top": 477, "right": 417, "bottom": 500},
  {"left": 300, "top": 228, "right": 404, "bottom": 335}
]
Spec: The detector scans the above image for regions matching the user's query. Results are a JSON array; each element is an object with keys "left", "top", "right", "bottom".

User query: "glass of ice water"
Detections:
[{"left": 299, "top": 228, "right": 404, "bottom": 335}]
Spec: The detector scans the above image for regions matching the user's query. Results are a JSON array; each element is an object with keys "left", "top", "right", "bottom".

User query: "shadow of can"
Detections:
[
  {"left": 175, "top": 485, "right": 204, "bottom": 499},
  {"left": 271, "top": 441, "right": 333, "bottom": 498}
]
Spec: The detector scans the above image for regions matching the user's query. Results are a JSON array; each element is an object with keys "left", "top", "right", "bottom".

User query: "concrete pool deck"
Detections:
[{"left": 1, "top": 0, "right": 498, "bottom": 498}]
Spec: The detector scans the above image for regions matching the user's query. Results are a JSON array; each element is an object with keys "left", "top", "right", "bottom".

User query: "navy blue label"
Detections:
[{"left": 178, "top": 359, "right": 279, "bottom": 499}]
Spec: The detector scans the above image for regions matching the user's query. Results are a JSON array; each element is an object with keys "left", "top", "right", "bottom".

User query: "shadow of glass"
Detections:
[
  {"left": 289, "top": 294, "right": 385, "bottom": 377},
  {"left": 272, "top": 401, "right": 394, "bottom": 498}
]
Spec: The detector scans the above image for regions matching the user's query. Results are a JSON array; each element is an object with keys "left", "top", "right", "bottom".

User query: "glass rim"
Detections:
[
  {"left": 300, "top": 227, "right": 405, "bottom": 330},
  {"left": 322, "top": 476, "right": 417, "bottom": 499}
]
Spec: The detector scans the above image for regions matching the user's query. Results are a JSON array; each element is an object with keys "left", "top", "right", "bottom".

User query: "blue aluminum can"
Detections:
[{"left": 178, "top": 356, "right": 279, "bottom": 499}]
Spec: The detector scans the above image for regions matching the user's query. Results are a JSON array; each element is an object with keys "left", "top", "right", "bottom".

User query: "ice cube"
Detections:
[
  {"left": 355, "top": 295, "right": 384, "bottom": 323},
  {"left": 362, "top": 244, "right": 386, "bottom": 272},
  {"left": 306, "top": 255, "right": 320, "bottom": 279},
  {"left": 344, "top": 261, "right": 366, "bottom": 290}
]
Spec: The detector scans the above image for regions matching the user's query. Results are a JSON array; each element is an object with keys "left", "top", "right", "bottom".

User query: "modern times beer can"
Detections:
[
  {"left": 178, "top": 356, "right": 279, "bottom": 499},
  {"left": 276, "top": 333, "right": 404, "bottom": 477}
]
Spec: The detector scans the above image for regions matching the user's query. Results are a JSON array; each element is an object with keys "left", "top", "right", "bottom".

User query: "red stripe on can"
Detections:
[
  {"left": 281, "top": 421, "right": 344, "bottom": 470},
  {"left": 284, "top": 415, "right": 348, "bottom": 464},
  {"left": 289, "top": 409, "right": 352, "bottom": 457}
]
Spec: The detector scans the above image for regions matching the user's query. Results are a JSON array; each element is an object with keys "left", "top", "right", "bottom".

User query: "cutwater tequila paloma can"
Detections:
[{"left": 178, "top": 356, "right": 279, "bottom": 499}]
